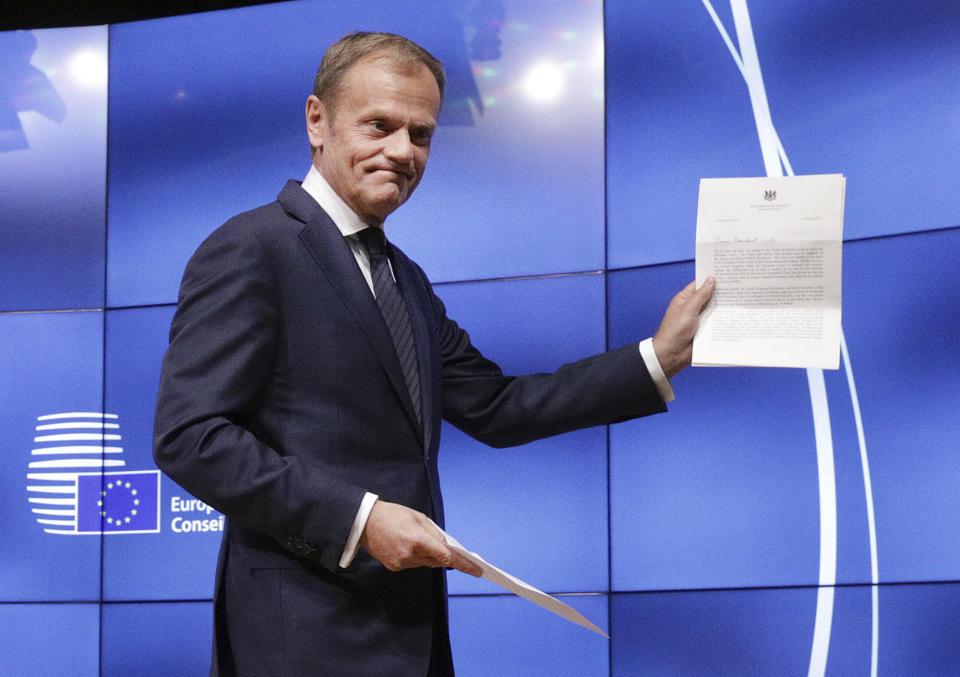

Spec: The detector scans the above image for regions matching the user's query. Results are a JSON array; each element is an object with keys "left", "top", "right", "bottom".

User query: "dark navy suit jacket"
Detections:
[{"left": 153, "top": 180, "right": 667, "bottom": 676}]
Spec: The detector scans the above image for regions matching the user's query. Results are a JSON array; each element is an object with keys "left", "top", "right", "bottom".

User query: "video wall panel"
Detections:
[
  {"left": 876, "top": 582, "right": 960, "bottom": 675},
  {"left": 0, "top": 311, "right": 104, "bottom": 602},
  {"left": 612, "top": 582, "right": 960, "bottom": 676},
  {"left": 611, "top": 586, "right": 839, "bottom": 676},
  {"left": 103, "top": 305, "right": 222, "bottom": 601},
  {"left": 838, "top": 227, "right": 960, "bottom": 584},
  {"left": 606, "top": 0, "right": 960, "bottom": 270},
  {"left": 608, "top": 228, "right": 960, "bottom": 593},
  {"left": 436, "top": 274, "right": 608, "bottom": 595},
  {"left": 449, "top": 594, "right": 608, "bottom": 677},
  {"left": 608, "top": 262, "right": 822, "bottom": 591},
  {"left": 101, "top": 602, "right": 213, "bottom": 677},
  {"left": 107, "top": 0, "right": 605, "bottom": 308},
  {"left": 0, "top": 603, "right": 100, "bottom": 677},
  {"left": 3, "top": 0, "right": 960, "bottom": 675},
  {"left": 0, "top": 25, "right": 106, "bottom": 311}
]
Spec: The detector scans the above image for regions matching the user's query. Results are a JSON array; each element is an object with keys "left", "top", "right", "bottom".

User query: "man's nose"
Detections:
[{"left": 383, "top": 129, "right": 414, "bottom": 164}]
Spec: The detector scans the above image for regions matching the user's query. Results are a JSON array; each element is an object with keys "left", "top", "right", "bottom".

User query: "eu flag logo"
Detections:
[
  {"left": 28, "top": 412, "right": 162, "bottom": 535},
  {"left": 76, "top": 471, "right": 161, "bottom": 534}
]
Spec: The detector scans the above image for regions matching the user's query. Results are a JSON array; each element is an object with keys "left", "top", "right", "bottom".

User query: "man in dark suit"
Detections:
[{"left": 154, "top": 32, "right": 714, "bottom": 677}]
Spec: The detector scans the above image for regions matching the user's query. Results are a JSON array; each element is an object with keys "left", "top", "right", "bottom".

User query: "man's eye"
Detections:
[{"left": 371, "top": 121, "right": 387, "bottom": 132}]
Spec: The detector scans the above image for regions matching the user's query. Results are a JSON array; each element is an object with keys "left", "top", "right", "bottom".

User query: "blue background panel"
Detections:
[
  {"left": 0, "top": 603, "right": 100, "bottom": 677},
  {"left": 391, "top": 0, "right": 606, "bottom": 284},
  {"left": 435, "top": 274, "right": 608, "bottom": 594},
  {"left": 821, "top": 363, "right": 875, "bottom": 587},
  {"left": 107, "top": 0, "right": 605, "bottom": 307},
  {"left": 608, "top": 263, "right": 821, "bottom": 591},
  {"left": 101, "top": 602, "right": 212, "bottom": 677},
  {"left": 878, "top": 582, "right": 960, "bottom": 675},
  {"left": 449, "top": 594, "right": 608, "bottom": 677},
  {"left": 609, "top": 228, "right": 960, "bottom": 592},
  {"left": 839, "top": 229, "right": 960, "bottom": 584},
  {"left": 1, "top": 0, "right": 958, "bottom": 675},
  {"left": 608, "top": 582, "right": 960, "bottom": 676},
  {"left": 103, "top": 305, "right": 222, "bottom": 601},
  {"left": 0, "top": 26, "right": 106, "bottom": 311},
  {"left": 433, "top": 274, "right": 608, "bottom": 372},
  {"left": 0, "top": 311, "right": 103, "bottom": 601},
  {"left": 606, "top": 0, "right": 960, "bottom": 269},
  {"left": 610, "top": 586, "right": 881, "bottom": 676},
  {"left": 606, "top": 0, "right": 759, "bottom": 269},
  {"left": 442, "top": 425, "right": 607, "bottom": 595},
  {"left": 757, "top": 1, "right": 960, "bottom": 239}
]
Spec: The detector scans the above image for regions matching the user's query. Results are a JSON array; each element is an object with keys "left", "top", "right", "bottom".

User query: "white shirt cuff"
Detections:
[
  {"left": 639, "top": 337, "right": 675, "bottom": 403},
  {"left": 339, "top": 491, "right": 379, "bottom": 569}
]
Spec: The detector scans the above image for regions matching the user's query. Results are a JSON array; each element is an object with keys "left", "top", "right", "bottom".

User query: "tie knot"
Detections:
[{"left": 357, "top": 227, "right": 387, "bottom": 257}]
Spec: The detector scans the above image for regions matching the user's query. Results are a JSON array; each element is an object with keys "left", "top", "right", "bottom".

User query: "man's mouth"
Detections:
[{"left": 370, "top": 166, "right": 412, "bottom": 181}]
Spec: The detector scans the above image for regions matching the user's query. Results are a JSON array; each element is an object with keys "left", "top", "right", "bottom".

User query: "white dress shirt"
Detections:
[{"left": 298, "top": 165, "right": 674, "bottom": 568}]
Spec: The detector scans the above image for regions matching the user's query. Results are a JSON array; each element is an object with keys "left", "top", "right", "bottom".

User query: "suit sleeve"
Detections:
[
  {"left": 429, "top": 287, "right": 668, "bottom": 448},
  {"left": 153, "top": 222, "right": 365, "bottom": 571}
]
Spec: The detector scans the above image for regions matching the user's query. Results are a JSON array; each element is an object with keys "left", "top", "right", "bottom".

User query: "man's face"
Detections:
[{"left": 306, "top": 56, "right": 441, "bottom": 225}]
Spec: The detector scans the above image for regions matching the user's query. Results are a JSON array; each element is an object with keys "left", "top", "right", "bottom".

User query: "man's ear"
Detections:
[{"left": 305, "top": 95, "right": 327, "bottom": 154}]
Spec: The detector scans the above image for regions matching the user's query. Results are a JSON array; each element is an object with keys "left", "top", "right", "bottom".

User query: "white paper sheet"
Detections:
[
  {"left": 436, "top": 526, "right": 608, "bottom": 637},
  {"left": 693, "top": 174, "right": 845, "bottom": 369}
]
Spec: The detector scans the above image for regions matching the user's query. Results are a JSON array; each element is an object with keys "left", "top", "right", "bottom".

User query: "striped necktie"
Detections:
[{"left": 357, "top": 228, "right": 422, "bottom": 427}]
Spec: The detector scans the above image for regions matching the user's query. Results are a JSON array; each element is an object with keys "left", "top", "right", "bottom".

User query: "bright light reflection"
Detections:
[
  {"left": 68, "top": 50, "right": 107, "bottom": 89},
  {"left": 523, "top": 61, "right": 565, "bottom": 102}
]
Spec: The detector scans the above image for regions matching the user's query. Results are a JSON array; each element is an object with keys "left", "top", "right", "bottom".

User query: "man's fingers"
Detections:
[
  {"left": 418, "top": 519, "right": 483, "bottom": 577},
  {"left": 693, "top": 276, "right": 715, "bottom": 309},
  {"left": 440, "top": 548, "right": 483, "bottom": 578},
  {"left": 652, "top": 277, "right": 716, "bottom": 379},
  {"left": 438, "top": 536, "right": 484, "bottom": 578},
  {"left": 412, "top": 536, "right": 483, "bottom": 578}
]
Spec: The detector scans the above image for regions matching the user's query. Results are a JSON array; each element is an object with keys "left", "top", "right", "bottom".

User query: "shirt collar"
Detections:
[{"left": 301, "top": 164, "right": 379, "bottom": 238}]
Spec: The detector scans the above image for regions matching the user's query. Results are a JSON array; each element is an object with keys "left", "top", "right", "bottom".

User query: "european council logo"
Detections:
[{"left": 26, "top": 412, "right": 160, "bottom": 535}]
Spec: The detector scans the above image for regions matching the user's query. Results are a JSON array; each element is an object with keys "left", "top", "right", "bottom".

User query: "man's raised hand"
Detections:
[{"left": 652, "top": 277, "right": 715, "bottom": 379}]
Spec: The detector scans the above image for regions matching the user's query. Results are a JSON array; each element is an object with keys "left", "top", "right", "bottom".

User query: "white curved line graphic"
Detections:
[
  {"left": 37, "top": 412, "right": 118, "bottom": 420},
  {"left": 26, "top": 485, "right": 76, "bottom": 494},
  {"left": 26, "top": 473, "right": 82, "bottom": 481},
  {"left": 727, "top": 2, "right": 839, "bottom": 673},
  {"left": 33, "top": 433, "right": 122, "bottom": 442},
  {"left": 804, "top": 368, "right": 837, "bottom": 677},
  {"left": 31, "top": 508, "right": 76, "bottom": 517},
  {"left": 36, "top": 518, "right": 75, "bottom": 526},
  {"left": 841, "top": 331, "right": 880, "bottom": 676},
  {"left": 28, "top": 497, "right": 75, "bottom": 505},
  {"left": 35, "top": 422, "right": 120, "bottom": 430},
  {"left": 28, "top": 458, "right": 126, "bottom": 469},
  {"left": 31, "top": 446, "right": 124, "bottom": 455},
  {"left": 701, "top": 2, "right": 878, "bottom": 675}
]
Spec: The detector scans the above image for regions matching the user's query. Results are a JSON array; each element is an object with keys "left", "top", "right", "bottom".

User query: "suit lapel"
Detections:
[{"left": 278, "top": 181, "right": 423, "bottom": 442}]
